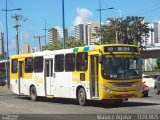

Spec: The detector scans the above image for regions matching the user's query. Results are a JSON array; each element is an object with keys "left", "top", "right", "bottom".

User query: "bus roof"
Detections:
[
  {"left": 10, "top": 44, "right": 139, "bottom": 58},
  {"left": 10, "top": 53, "right": 33, "bottom": 59},
  {"left": 73, "top": 44, "right": 138, "bottom": 53}
]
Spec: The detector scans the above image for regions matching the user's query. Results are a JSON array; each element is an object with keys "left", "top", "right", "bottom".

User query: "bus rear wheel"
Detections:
[
  {"left": 78, "top": 88, "right": 87, "bottom": 106},
  {"left": 30, "top": 86, "right": 37, "bottom": 101}
]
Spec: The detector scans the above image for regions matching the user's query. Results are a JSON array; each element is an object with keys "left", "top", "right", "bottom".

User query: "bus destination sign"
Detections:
[{"left": 104, "top": 46, "right": 138, "bottom": 52}]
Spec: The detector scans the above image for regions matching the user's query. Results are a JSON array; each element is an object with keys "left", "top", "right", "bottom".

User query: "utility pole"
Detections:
[
  {"left": 1, "top": 0, "right": 21, "bottom": 57},
  {"left": 115, "top": 10, "right": 122, "bottom": 44},
  {"left": 96, "top": 0, "right": 114, "bottom": 44},
  {"left": 62, "top": 0, "right": 66, "bottom": 49},
  {"left": 1, "top": 0, "right": 21, "bottom": 87},
  {"left": 20, "top": 16, "right": 28, "bottom": 54},
  {"left": 0, "top": 32, "right": 5, "bottom": 57},
  {"left": 33, "top": 35, "right": 44, "bottom": 51},
  {"left": 42, "top": 19, "right": 48, "bottom": 45},
  {"left": 12, "top": 14, "right": 23, "bottom": 54}
]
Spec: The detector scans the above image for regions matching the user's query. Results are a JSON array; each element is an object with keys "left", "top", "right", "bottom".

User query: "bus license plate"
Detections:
[{"left": 121, "top": 94, "right": 128, "bottom": 97}]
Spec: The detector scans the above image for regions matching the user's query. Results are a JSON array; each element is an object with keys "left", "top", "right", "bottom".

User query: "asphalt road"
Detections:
[{"left": 0, "top": 86, "right": 160, "bottom": 120}]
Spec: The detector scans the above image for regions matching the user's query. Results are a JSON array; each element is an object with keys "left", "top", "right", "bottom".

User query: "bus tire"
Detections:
[
  {"left": 30, "top": 86, "right": 37, "bottom": 101},
  {"left": 78, "top": 88, "right": 87, "bottom": 106}
]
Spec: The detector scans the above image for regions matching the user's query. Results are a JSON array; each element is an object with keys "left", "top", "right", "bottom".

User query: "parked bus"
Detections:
[{"left": 10, "top": 44, "right": 142, "bottom": 106}]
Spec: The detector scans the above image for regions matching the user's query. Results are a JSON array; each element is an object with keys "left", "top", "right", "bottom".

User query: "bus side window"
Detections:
[
  {"left": 12, "top": 59, "right": 18, "bottom": 73},
  {"left": 25, "top": 57, "right": 33, "bottom": 73},
  {"left": 76, "top": 52, "right": 88, "bottom": 71},
  {"left": 65, "top": 53, "right": 75, "bottom": 72},
  {"left": 34, "top": 56, "right": 43, "bottom": 73},
  {"left": 55, "top": 54, "right": 64, "bottom": 72}
]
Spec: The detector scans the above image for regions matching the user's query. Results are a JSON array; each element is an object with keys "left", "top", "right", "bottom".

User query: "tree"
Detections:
[
  {"left": 42, "top": 38, "right": 85, "bottom": 51},
  {"left": 94, "top": 16, "right": 150, "bottom": 47},
  {"left": 42, "top": 40, "right": 62, "bottom": 50},
  {"left": 157, "top": 58, "right": 160, "bottom": 69}
]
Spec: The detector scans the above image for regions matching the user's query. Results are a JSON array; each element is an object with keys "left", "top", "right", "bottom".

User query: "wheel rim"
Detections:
[
  {"left": 31, "top": 89, "right": 35, "bottom": 96},
  {"left": 79, "top": 90, "right": 85, "bottom": 104},
  {"left": 31, "top": 88, "right": 36, "bottom": 100}
]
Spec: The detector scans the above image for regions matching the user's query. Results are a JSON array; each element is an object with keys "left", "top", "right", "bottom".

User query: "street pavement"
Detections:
[{"left": 0, "top": 86, "right": 160, "bottom": 120}]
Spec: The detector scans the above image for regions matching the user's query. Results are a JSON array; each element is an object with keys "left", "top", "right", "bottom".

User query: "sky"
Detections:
[{"left": 0, "top": 0, "right": 160, "bottom": 55}]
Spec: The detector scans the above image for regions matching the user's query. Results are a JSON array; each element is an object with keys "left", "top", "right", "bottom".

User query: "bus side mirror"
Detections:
[{"left": 99, "top": 56, "right": 102, "bottom": 63}]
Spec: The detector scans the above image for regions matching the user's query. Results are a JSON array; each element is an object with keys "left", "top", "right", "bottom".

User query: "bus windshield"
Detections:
[{"left": 102, "top": 55, "right": 142, "bottom": 80}]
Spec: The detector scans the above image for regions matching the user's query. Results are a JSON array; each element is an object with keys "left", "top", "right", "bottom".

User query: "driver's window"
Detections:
[{"left": 129, "top": 58, "right": 137, "bottom": 69}]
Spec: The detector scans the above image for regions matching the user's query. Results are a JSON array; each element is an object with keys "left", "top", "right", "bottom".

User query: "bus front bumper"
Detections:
[{"left": 100, "top": 88, "right": 142, "bottom": 100}]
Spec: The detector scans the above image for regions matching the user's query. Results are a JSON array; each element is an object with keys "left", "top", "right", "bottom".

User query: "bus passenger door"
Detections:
[
  {"left": 90, "top": 55, "right": 99, "bottom": 98},
  {"left": 18, "top": 61, "right": 24, "bottom": 94},
  {"left": 45, "top": 59, "right": 54, "bottom": 96}
]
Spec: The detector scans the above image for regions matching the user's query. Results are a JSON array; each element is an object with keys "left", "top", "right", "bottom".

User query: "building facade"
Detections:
[
  {"left": 88, "top": 21, "right": 100, "bottom": 45},
  {"left": 148, "top": 24, "right": 154, "bottom": 45},
  {"left": 143, "top": 24, "right": 155, "bottom": 46},
  {"left": 48, "top": 28, "right": 58, "bottom": 44},
  {"left": 74, "top": 24, "right": 84, "bottom": 42},
  {"left": 154, "top": 21, "right": 160, "bottom": 43},
  {"left": 74, "top": 21, "right": 100, "bottom": 45},
  {"left": 48, "top": 27, "right": 68, "bottom": 44}
]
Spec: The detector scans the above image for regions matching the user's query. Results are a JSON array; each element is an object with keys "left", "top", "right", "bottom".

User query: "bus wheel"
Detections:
[
  {"left": 30, "top": 86, "right": 37, "bottom": 101},
  {"left": 78, "top": 88, "right": 87, "bottom": 106}
]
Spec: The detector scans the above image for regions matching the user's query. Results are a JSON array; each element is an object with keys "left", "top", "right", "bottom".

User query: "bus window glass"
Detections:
[
  {"left": 55, "top": 54, "right": 64, "bottom": 72},
  {"left": 76, "top": 52, "right": 88, "bottom": 71},
  {"left": 65, "top": 53, "right": 75, "bottom": 72},
  {"left": 25, "top": 58, "right": 33, "bottom": 73},
  {"left": 34, "top": 57, "right": 43, "bottom": 73},
  {"left": 46, "top": 60, "right": 49, "bottom": 77},
  {"left": 12, "top": 59, "right": 18, "bottom": 73},
  {"left": 102, "top": 55, "right": 142, "bottom": 80}
]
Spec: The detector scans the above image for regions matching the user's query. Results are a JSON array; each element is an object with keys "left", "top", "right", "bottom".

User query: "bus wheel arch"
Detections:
[
  {"left": 30, "top": 85, "right": 38, "bottom": 101},
  {"left": 76, "top": 86, "right": 87, "bottom": 106}
]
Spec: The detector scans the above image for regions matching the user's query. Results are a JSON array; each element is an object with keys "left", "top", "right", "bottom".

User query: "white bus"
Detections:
[{"left": 10, "top": 44, "right": 142, "bottom": 106}]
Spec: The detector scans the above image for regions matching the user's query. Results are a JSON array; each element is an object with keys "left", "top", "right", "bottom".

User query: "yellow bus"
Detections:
[{"left": 10, "top": 44, "right": 142, "bottom": 106}]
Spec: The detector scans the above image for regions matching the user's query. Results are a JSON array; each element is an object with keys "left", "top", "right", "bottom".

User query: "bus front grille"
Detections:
[{"left": 110, "top": 82, "right": 137, "bottom": 87}]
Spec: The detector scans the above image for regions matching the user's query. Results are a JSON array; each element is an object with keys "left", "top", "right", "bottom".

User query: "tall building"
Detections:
[
  {"left": 148, "top": 24, "right": 154, "bottom": 45},
  {"left": 154, "top": 21, "right": 160, "bottom": 43},
  {"left": 0, "top": 32, "right": 5, "bottom": 57},
  {"left": 74, "top": 23, "right": 91, "bottom": 45},
  {"left": 48, "top": 27, "right": 68, "bottom": 44},
  {"left": 74, "top": 24, "right": 84, "bottom": 41},
  {"left": 64, "top": 29, "right": 68, "bottom": 41},
  {"left": 143, "top": 24, "right": 154, "bottom": 46},
  {"left": 88, "top": 21, "right": 100, "bottom": 45},
  {"left": 74, "top": 21, "right": 100, "bottom": 45},
  {"left": 83, "top": 23, "right": 89, "bottom": 45},
  {"left": 48, "top": 28, "right": 58, "bottom": 44},
  {"left": 55, "top": 26, "right": 63, "bottom": 40}
]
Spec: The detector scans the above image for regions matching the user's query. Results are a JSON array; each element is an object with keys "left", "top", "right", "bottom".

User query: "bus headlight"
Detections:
[
  {"left": 102, "top": 85, "right": 112, "bottom": 92},
  {"left": 136, "top": 85, "right": 142, "bottom": 91}
]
